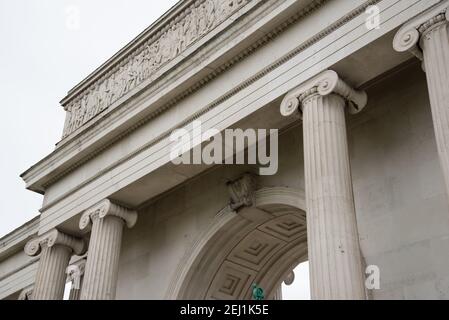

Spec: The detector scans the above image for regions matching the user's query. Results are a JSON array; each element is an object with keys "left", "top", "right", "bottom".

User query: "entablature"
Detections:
[
  {"left": 19, "top": 0, "right": 441, "bottom": 236},
  {"left": 21, "top": 0, "right": 323, "bottom": 194}
]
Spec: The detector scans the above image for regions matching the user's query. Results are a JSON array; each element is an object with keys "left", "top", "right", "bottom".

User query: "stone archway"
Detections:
[{"left": 167, "top": 187, "right": 308, "bottom": 300}]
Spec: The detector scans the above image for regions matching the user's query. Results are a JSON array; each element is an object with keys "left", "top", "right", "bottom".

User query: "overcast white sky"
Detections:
[
  {"left": 0, "top": 0, "right": 309, "bottom": 300},
  {"left": 0, "top": 0, "right": 178, "bottom": 237}
]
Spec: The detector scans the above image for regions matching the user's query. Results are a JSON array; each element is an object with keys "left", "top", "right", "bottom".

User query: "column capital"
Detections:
[
  {"left": 79, "top": 199, "right": 137, "bottom": 230},
  {"left": 280, "top": 70, "right": 367, "bottom": 118},
  {"left": 18, "top": 286, "right": 34, "bottom": 300},
  {"left": 393, "top": 1, "right": 449, "bottom": 60},
  {"left": 24, "top": 229, "right": 86, "bottom": 257},
  {"left": 66, "top": 260, "right": 86, "bottom": 290}
]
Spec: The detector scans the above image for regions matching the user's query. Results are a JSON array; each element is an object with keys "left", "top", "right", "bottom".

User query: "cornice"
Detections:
[
  {"left": 0, "top": 216, "right": 39, "bottom": 261},
  {"left": 61, "top": 0, "right": 254, "bottom": 138},
  {"left": 62, "top": 0, "right": 194, "bottom": 103}
]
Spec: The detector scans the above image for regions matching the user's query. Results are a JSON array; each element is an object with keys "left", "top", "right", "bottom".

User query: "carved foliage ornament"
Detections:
[
  {"left": 79, "top": 199, "right": 138, "bottom": 230},
  {"left": 393, "top": 1, "right": 449, "bottom": 60},
  {"left": 24, "top": 229, "right": 86, "bottom": 257},
  {"left": 227, "top": 173, "right": 257, "bottom": 210},
  {"left": 62, "top": 0, "right": 251, "bottom": 138},
  {"left": 280, "top": 70, "right": 368, "bottom": 118}
]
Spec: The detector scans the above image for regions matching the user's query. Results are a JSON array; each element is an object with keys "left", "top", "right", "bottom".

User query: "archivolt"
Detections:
[{"left": 166, "top": 187, "right": 308, "bottom": 300}]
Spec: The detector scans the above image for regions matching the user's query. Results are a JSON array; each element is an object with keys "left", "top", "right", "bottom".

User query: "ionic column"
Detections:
[
  {"left": 280, "top": 70, "right": 368, "bottom": 299},
  {"left": 66, "top": 260, "right": 86, "bottom": 300},
  {"left": 24, "top": 229, "right": 86, "bottom": 300},
  {"left": 394, "top": 1, "right": 449, "bottom": 199},
  {"left": 79, "top": 199, "right": 137, "bottom": 300}
]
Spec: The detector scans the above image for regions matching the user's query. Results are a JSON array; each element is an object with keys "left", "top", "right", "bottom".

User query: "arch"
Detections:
[{"left": 166, "top": 187, "right": 307, "bottom": 300}]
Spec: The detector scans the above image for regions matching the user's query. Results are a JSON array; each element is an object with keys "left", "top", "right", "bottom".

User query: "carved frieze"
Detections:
[{"left": 62, "top": 0, "right": 251, "bottom": 138}]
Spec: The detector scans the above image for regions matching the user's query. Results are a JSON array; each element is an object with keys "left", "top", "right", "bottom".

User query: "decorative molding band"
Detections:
[
  {"left": 24, "top": 229, "right": 86, "bottom": 257},
  {"left": 0, "top": 216, "right": 39, "bottom": 258},
  {"left": 79, "top": 199, "right": 138, "bottom": 230},
  {"left": 0, "top": 257, "right": 39, "bottom": 284},
  {"left": 280, "top": 70, "right": 368, "bottom": 117},
  {"left": 254, "top": 187, "right": 306, "bottom": 212},
  {"left": 0, "top": 259, "right": 38, "bottom": 300},
  {"left": 38, "top": 0, "right": 378, "bottom": 206},
  {"left": 227, "top": 173, "right": 257, "bottom": 210},
  {"left": 62, "top": 0, "right": 253, "bottom": 138},
  {"left": 66, "top": 260, "right": 86, "bottom": 290},
  {"left": 393, "top": 0, "right": 449, "bottom": 60}
]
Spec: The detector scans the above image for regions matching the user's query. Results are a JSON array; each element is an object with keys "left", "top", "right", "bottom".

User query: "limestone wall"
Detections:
[{"left": 350, "top": 63, "right": 449, "bottom": 299}]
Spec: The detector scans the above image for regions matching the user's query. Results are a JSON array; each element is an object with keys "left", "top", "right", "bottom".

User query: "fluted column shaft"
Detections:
[
  {"left": 393, "top": 2, "right": 449, "bottom": 200},
  {"left": 421, "top": 19, "right": 449, "bottom": 198},
  {"left": 32, "top": 244, "right": 72, "bottom": 300},
  {"left": 81, "top": 215, "right": 124, "bottom": 300},
  {"left": 280, "top": 70, "right": 368, "bottom": 300},
  {"left": 69, "top": 281, "right": 83, "bottom": 300},
  {"left": 24, "top": 229, "right": 86, "bottom": 300},
  {"left": 302, "top": 93, "right": 365, "bottom": 299},
  {"left": 79, "top": 199, "right": 137, "bottom": 300}
]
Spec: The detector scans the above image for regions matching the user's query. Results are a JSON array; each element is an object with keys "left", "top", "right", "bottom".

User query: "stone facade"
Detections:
[{"left": 1, "top": 0, "right": 449, "bottom": 300}]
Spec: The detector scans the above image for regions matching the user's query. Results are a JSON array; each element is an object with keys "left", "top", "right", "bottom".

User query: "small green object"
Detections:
[{"left": 252, "top": 283, "right": 264, "bottom": 300}]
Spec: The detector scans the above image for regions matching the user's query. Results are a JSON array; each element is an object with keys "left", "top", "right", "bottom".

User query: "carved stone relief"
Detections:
[
  {"left": 227, "top": 173, "right": 257, "bottom": 210},
  {"left": 63, "top": 0, "right": 251, "bottom": 138}
]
